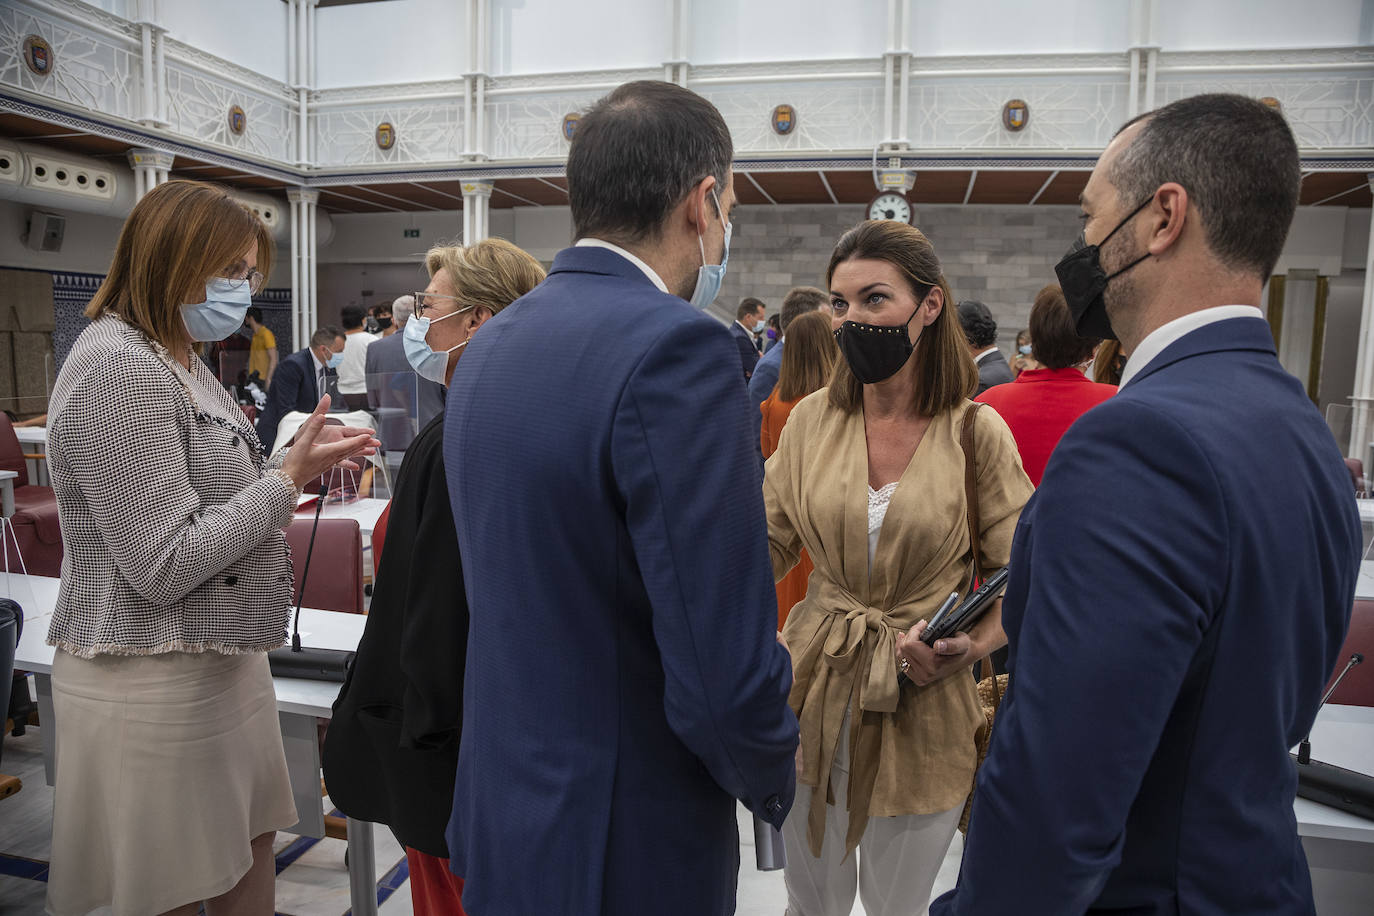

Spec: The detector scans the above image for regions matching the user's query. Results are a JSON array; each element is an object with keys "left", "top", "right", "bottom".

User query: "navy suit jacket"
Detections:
[
  {"left": 730, "top": 321, "right": 761, "bottom": 379},
  {"left": 255, "top": 347, "right": 321, "bottom": 455},
  {"left": 443, "top": 246, "right": 798, "bottom": 916},
  {"left": 933, "top": 317, "right": 1360, "bottom": 915}
]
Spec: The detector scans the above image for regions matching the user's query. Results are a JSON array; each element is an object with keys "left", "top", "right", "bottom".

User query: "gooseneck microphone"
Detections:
[
  {"left": 1297, "top": 653, "right": 1363, "bottom": 765},
  {"left": 1292, "top": 653, "right": 1370, "bottom": 820},
  {"left": 267, "top": 477, "right": 357, "bottom": 682}
]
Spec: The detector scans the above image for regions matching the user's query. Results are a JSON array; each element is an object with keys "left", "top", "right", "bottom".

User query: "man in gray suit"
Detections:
[
  {"left": 959, "top": 299, "right": 1015, "bottom": 394},
  {"left": 365, "top": 294, "right": 445, "bottom": 461}
]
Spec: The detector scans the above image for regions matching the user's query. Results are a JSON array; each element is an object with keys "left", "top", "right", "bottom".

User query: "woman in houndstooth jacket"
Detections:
[{"left": 43, "top": 180, "right": 377, "bottom": 916}]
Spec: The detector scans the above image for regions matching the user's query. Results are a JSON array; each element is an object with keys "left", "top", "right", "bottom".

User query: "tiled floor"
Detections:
[{"left": 1, "top": 720, "right": 962, "bottom": 916}]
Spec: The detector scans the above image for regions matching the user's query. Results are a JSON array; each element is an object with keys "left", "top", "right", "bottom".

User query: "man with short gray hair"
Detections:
[{"left": 935, "top": 93, "right": 1361, "bottom": 916}]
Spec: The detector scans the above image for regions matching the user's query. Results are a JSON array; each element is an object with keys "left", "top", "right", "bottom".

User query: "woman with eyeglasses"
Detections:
[
  {"left": 323, "top": 239, "right": 545, "bottom": 915},
  {"left": 765, "top": 220, "right": 1032, "bottom": 916},
  {"left": 44, "top": 180, "right": 378, "bottom": 916}
]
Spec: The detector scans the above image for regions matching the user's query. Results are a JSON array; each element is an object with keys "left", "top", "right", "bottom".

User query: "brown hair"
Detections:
[
  {"left": 736, "top": 297, "right": 766, "bottom": 322},
  {"left": 1027, "top": 284, "right": 1098, "bottom": 369},
  {"left": 1094, "top": 339, "right": 1125, "bottom": 385},
  {"left": 776, "top": 310, "right": 839, "bottom": 402},
  {"left": 425, "top": 238, "right": 547, "bottom": 316},
  {"left": 779, "top": 286, "right": 829, "bottom": 333},
  {"left": 825, "top": 220, "right": 976, "bottom": 415},
  {"left": 86, "top": 180, "right": 271, "bottom": 350}
]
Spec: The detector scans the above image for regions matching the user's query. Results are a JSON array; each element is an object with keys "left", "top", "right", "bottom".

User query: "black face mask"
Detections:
[
  {"left": 1054, "top": 197, "right": 1153, "bottom": 340},
  {"left": 376, "top": 316, "right": 392, "bottom": 330},
  {"left": 835, "top": 306, "right": 920, "bottom": 385}
]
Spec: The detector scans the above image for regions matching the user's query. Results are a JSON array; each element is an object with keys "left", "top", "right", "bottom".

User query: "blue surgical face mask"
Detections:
[
  {"left": 326, "top": 350, "right": 345, "bottom": 370},
  {"left": 1018, "top": 344, "right": 1033, "bottom": 356},
  {"left": 688, "top": 189, "right": 731, "bottom": 310},
  {"left": 181, "top": 277, "right": 253, "bottom": 342},
  {"left": 404, "top": 306, "right": 472, "bottom": 385},
  {"left": 752, "top": 320, "right": 766, "bottom": 333}
]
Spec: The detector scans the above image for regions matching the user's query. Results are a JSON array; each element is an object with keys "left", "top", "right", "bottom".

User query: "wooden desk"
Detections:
[{"left": 11, "top": 574, "right": 380, "bottom": 916}]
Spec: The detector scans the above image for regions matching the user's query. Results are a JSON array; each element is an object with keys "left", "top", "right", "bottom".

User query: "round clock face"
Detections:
[{"left": 868, "top": 193, "right": 912, "bottom": 224}]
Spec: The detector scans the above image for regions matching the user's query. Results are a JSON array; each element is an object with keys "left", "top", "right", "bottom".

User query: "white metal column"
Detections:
[
  {"left": 462, "top": 182, "right": 493, "bottom": 244},
  {"left": 288, "top": 188, "right": 319, "bottom": 348},
  {"left": 1347, "top": 176, "right": 1374, "bottom": 465},
  {"left": 127, "top": 148, "right": 172, "bottom": 201}
]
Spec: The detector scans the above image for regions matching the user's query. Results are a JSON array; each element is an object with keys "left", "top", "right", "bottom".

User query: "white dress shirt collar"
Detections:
[
  {"left": 1119, "top": 305, "right": 1264, "bottom": 389},
  {"left": 974, "top": 346, "right": 1000, "bottom": 365},
  {"left": 575, "top": 238, "right": 669, "bottom": 294}
]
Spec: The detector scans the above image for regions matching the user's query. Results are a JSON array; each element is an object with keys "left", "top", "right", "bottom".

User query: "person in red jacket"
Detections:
[{"left": 976, "top": 285, "right": 1116, "bottom": 486}]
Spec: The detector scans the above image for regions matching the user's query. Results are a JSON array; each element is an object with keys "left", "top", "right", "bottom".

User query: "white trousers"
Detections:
[{"left": 782, "top": 713, "right": 962, "bottom": 916}]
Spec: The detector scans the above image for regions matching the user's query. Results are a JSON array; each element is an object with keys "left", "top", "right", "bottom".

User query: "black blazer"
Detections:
[
  {"left": 256, "top": 348, "right": 322, "bottom": 455},
  {"left": 729, "top": 322, "right": 760, "bottom": 379},
  {"left": 321, "top": 415, "right": 467, "bottom": 857}
]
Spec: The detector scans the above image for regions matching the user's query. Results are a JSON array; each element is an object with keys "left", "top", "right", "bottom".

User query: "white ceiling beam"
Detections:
[
  {"left": 745, "top": 172, "right": 777, "bottom": 205},
  {"left": 817, "top": 171, "right": 839, "bottom": 205},
  {"left": 1028, "top": 169, "right": 1060, "bottom": 205}
]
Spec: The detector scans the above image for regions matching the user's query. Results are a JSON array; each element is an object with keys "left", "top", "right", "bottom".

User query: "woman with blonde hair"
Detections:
[
  {"left": 766, "top": 220, "right": 1033, "bottom": 916},
  {"left": 760, "top": 309, "right": 838, "bottom": 629},
  {"left": 45, "top": 179, "right": 377, "bottom": 916},
  {"left": 324, "top": 238, "right": 546, "bottom": 915}
]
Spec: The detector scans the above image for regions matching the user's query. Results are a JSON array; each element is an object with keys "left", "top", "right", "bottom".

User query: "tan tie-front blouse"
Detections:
[{"left": 765, "top": 393, "right": 1033, "bottom": 858}]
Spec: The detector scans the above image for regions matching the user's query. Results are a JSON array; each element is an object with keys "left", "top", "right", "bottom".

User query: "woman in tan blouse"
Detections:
[{"left": 765, "top": 220, "right": 1032, "bottom": 916}]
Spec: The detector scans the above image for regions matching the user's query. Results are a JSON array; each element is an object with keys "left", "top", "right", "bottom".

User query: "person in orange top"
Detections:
[
  {"left": 976, "top": 285, "right": 1117, "bottom": 486},
  {"left": 760, "top": 308, "right": 839, "bottom": 628}
]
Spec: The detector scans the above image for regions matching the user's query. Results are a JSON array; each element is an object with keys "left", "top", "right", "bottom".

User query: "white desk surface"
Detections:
[
  {"left": 1357, "top": 560, "right": 1374, "bottom": 601},
  {"left": 0, "top": 470, "right": 17, "bottom": 480},
  {"left": 11, "top": 573, "right": 364, "bottom": 717},
  {"left": 13, "top": 426, "right": 46, "bottom": 445},
  {"left": 299, "top": 496, "right": 388, "bottom": 537},
  {"left": 1293, "top": 704, "right": 1374, "bottom": 843},
  {"left": 1358, "top": 500, "right": 1374, "bottom": 523}
]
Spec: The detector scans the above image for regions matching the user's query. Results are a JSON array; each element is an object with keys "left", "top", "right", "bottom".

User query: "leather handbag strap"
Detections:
[
  {"left": 959, "top": 403, "right": 985, "bottom": 585},
  {"left": 960, "top": 403, "right": 1002, "bottom": 703}
]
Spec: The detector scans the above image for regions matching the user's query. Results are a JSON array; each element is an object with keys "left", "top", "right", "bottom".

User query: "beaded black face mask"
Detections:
[{"left": 834, "top": 304, "right": 921, "bottom": 385}]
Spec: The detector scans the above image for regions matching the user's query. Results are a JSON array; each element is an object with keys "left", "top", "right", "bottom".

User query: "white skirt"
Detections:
[{"left": 46, "top": 649, "right": 298, "bottom": 916}]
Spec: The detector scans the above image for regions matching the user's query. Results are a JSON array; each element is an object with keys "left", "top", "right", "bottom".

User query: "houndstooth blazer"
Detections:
[{"left": 45, "top": 315, "right": 299, "bottom": 658}]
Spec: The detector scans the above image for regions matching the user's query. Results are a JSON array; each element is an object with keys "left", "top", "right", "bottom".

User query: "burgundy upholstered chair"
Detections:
[
  {"left": 1325, "top": 599, "right": 1373, "bottom": 707},
  {"left": 0, "top": 415, "right": 61, "bottom": 577},
  {"left": 283, "top": 517, "right": 365, "bottom": 614}
]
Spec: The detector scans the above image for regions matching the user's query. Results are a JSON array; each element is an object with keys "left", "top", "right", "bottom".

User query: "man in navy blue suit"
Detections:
[
  {"left": 255, "top": 325, "right": 345, "bottom": 455},
  {"left": 731, "top": 297, "right": 766, "bottom": 379},
  {"left": 443, "top": 80, "right": 798, "bottom": 916},
  {"left": 931, "top": 94, "right": 1361, "bottom": 915}
]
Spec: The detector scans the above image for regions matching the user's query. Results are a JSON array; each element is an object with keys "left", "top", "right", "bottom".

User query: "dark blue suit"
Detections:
[
  {"left": 730, "top": 321, "right": 761, "bottom": 379},
  {"left": 933, "top": 317, "right": 1360, "bottom": 916},
  {"left": 443, "top": 246, "right": 798, "bottom": 915},
  {"left": 255, "top": 347, "right": 324, "bottom": 455}
]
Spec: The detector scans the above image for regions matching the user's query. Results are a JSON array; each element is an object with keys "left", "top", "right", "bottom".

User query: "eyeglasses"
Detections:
[
  {"left": 223, "top": 268, "right": 265, "bottom": 295},
  {"left": 413, "top": 291, "right": 465, "bottom": 318}
]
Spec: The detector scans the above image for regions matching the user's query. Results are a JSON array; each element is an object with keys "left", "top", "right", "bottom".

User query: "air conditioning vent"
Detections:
[
  {"left": 23, "top": 152, "right": 116, "bottom": 202},
  {"left": 0, "top": 145, "right": 18, "bottom": 185}
]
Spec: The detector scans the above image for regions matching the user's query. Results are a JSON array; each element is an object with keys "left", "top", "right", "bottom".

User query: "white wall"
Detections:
[
  {"left": 1275, "top": 207, "right": 1350, "bottom": 277},
  {"left": 315, "top": 0, "right": 469, "bottom": 90},
  {"left": 490, "top": 0, "right": 671, "bottom": 74},
  {"left": 157, "top": 0, "right": 289, "bottom": 82},
  {"left": 1153, "top": 0, "right": 1372, "bottom": 50},
  {"left": 0, "top": 200, "right": 123, "bottom": 274},
  {"left": 691, "top": 0, "right": 888, "bottom": 65},
  {"left": 908, "top": 0, "right": 1131, "bottom": 57},
  {"left": 318, "top": 206, "right": 572, "bottom": 264}
]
